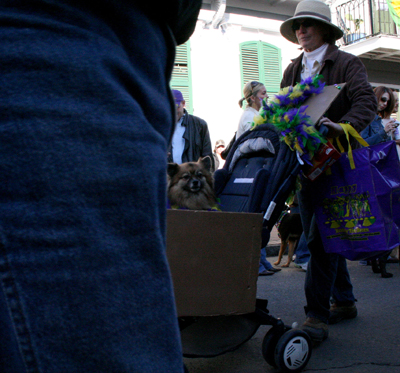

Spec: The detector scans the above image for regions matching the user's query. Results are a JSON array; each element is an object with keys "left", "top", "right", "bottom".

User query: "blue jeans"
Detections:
[
  {"left": 0, "top": 4, "right": 184, "bottom": 372},
  {"left": 294, "top": 232, "right": 310, "bottom": 264},
  {"left": 259, "top": 247, "right": 273, "bottom": 272},
  {"left": 298, "top": 177, "right": 355, "bottom": 324}
]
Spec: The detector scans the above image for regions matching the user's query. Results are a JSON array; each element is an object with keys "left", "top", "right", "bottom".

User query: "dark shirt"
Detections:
[{"left": 168, "top": 109, "right": 213, "bottom": 165}]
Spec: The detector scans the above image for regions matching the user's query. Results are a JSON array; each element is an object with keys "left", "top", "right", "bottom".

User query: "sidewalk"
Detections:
[{"left": 184, "top": 257, "right": 400, "bottom": 373}]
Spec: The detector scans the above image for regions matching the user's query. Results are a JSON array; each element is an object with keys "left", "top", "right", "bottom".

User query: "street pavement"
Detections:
[{"left": 184, "top": 254, "right": 400, "bottom": 373}]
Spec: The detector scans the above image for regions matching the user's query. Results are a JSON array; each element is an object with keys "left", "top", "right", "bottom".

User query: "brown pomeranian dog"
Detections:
[{"left": 167, "top": 156, "right": 217, "bottom": 210}]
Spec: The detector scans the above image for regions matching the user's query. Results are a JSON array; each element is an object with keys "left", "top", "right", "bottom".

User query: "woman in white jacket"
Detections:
[
  {"left": 234, "top": 80, "right": 280, "bottom": 276},
  {"left": 236, "top": 81, "right": 268, "bottom": 140}
]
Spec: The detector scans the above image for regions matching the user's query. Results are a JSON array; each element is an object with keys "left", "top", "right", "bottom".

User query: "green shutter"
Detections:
[
  {"left": 171, "top": 41, "right": 193, "bottom": 114},
  {"left": 240, "top": 42, "right": 260, "bottom": 84},
  {"left": 239, "top": 41, "right": 282, "bottom": 103},
  {"left": 262, "top": 43, "right": 282, "bottom": 97}
]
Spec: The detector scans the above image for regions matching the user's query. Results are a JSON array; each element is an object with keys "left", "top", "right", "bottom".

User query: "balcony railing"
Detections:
[{"left": 335, "top": 0, "right": 399, "bottom": 45}]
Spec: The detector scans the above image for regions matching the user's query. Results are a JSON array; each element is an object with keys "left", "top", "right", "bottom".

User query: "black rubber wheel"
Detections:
[
  {"left": 261, "top": 327, "right": 281, "bottom": 368},
  {"left": 274, "top": 329, "right": 312, "bottom": 372}
]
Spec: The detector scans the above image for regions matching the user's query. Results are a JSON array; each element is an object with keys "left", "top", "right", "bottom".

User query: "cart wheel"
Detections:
[
  {"left": 261, "top": 327, "right": 281, "bottom": 368},
  {"left": 274, "top": 329, "right": 312, "bottom": 372}
]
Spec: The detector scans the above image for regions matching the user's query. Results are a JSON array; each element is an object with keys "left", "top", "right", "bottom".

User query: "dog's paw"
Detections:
[
  {"left": 282, "top": 263, "right": 290, "bottom": 268},
  {"left": 273, "top": 261, "right": 280, "bottom": 266}
]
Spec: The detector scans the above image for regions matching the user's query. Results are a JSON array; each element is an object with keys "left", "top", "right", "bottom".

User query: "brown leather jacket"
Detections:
[{"left": 281, "top": 44, "right": 377, "bottom": 149}]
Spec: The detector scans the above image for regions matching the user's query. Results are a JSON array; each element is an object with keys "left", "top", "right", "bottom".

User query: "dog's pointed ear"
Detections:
[
  {"left": 199, "top": 156, "right": 212, "bottom": 171},
  {"left": 167, "top": 163, "right": 180, "bottom": 178}
]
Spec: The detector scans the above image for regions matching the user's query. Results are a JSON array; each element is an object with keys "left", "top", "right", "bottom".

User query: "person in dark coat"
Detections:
[
  {"left": 168, "top": 89, "right": 213, "bottom": 167},
  {"left": 0, "top": 1, "right": 201, "bottom": 372},
  {"left": 213, "top": 139, "right": 226, "bottom": 170},
  {"left": 279, "top": 0, "right": 376, "bottom": 342}
]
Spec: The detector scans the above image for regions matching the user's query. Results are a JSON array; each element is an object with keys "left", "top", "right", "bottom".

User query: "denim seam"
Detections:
[{"left": 0, "top": 244, "right": 40, "bottom": 373}]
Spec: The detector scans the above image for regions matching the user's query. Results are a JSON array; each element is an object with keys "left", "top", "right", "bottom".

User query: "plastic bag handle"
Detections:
[{"left": 333, "top": 123, "right": 368, "bottom": 169}]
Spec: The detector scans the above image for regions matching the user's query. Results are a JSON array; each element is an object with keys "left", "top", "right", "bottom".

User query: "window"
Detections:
[
  {"left": 374, "top": 0, "right": 397, "bottom": 34},
  {"left": 239, "top": 41, "right": 282, "bottom": 105},
  {"left": 171, "top": 41, "right": 193, "bottom": 114}
]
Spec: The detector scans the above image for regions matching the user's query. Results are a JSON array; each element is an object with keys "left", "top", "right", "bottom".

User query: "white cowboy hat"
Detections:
[{"left": 280, "top": 0, "right": 343, "bottom": 44}]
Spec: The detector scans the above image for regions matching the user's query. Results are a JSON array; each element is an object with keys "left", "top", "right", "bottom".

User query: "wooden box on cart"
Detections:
[{"left": 166, "top": 209, "right": 263, "bottom": 317}]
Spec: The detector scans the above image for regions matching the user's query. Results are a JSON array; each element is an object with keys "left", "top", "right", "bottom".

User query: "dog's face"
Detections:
[{"left": 167, "top": 157, "right": 216, "bottom": 210}]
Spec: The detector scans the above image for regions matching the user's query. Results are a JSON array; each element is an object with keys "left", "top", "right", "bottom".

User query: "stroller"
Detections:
[{"left": 179, "top": 123, "right": 312, "bottom": 373}]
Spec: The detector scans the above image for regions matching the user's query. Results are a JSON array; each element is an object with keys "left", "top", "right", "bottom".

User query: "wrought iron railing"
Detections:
[{"left": 335, "top": 0, "right": 399, "bottom": 45}]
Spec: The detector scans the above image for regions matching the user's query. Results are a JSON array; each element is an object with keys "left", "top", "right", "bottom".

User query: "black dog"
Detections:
[{"left": 274, "top": 211, "right": 303, "bottom": 267}]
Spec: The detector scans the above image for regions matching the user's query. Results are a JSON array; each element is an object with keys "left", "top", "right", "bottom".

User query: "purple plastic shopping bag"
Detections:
[{"left": 313, "top": 140, "right": 400, "bottom": 261}]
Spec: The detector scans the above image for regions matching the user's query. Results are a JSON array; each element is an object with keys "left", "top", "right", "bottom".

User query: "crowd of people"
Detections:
[
  {"left": 169, "top": 0, "right": 399, "bottom": 346},
  {"left": 1, "top": 0, "right": 399, "bottom": 371}
]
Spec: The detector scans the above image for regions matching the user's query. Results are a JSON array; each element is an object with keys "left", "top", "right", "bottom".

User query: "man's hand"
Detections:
[{"left": 316, "top": 117, "right": 345, "bottom": 138}]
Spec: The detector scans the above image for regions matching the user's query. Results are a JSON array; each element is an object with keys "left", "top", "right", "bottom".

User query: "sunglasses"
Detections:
[
  {"left": 291, "top": 19, "right": 316, "bottom": 32},
  {"left": 381, "top": 97, "right": 389, "bottom": 103}
]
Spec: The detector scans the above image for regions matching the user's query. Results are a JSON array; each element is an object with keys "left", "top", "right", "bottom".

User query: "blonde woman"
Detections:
[{"left": 236, "top": 81, "right": 268, "bottom": 140}]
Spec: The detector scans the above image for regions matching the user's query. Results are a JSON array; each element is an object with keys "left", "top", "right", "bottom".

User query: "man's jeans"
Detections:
[
  {"left": 294, "top": 232, "right": 310, "bottom": 265},
  {"left": 259, "top": 247, "right": 273, "bottom": 272},
  {"left": 298, "top": 178, "right": 356, "bottom": 324},
  {"left": 0, "top": 3, "right": 183, "bottom": 372}
]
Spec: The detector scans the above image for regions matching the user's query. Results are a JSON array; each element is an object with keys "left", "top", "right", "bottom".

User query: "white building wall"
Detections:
[{"left": 187, "top": 10, "right": 302, "bottom": 147}]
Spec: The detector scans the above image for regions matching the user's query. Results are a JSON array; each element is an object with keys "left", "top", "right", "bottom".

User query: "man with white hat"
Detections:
[{"left": 280, "top": 0, "right": 377, "bottom": 342}]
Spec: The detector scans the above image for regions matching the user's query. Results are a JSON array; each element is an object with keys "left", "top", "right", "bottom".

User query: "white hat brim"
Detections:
[{"left": 280, "top": 15, "right": 344, "bottom": 44}]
